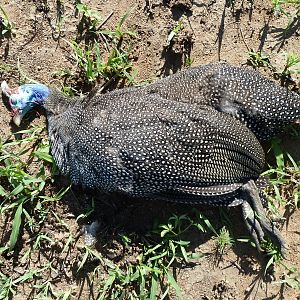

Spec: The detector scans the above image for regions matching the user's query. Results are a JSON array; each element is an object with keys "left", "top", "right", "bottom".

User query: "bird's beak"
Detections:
[
  {"left": 1, "top": 81, "right": 23, "bottom": 126},
  {"left": 1, "top": 81, "right": 14, "bottom": 97},
  {"left": 12, "top": 110, "right": 22, "bottom": 126}
]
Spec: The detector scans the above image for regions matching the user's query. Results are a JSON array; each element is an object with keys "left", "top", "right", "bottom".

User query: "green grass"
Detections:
[
  {"left": 263, "top": 137, "right": 300, "bottom": 212},
  {"left": 0, "top": 6, "right": 13, "bottom": 38},
  {"left": 70, "top": 40, "right": 135, "bottom": 84},
  {"left": 260, "top": 137, "right": 300, "bottom": 278},
  {"left": 247, "top": 50, "right": 272, "bottom": 69},
  {"left": 214, "top": 226, "right": 234, "bottom": 254},
  {"left": 55, "top": 7, "right": 136, "bottom": 94},
  {"left": 247, "top": 1, "right": 300, "bottom": 82},
  {"left": 76, "top": 1, "right": 103, "bottom": 34},
  {"left": 95, "top": 212, "right": 212, "bottom": 299},
  {"left": 262, "top": 238, "right": 300, "bottom": 290},
  {"left": 272, "top": 0, "right": 300, "bottom": 36},
  {"left": 280, "top": 52, "right": 300, "bottom": 77},
  {"left": 247, "top": 50, "right": 300, "bottom": 82},
  {"left": 272, "top": 0, "right": 300, "bottom": 17},
  {"left": 0, "top": 125, "right": 68, "bottom": 251},
  {"left": 0, "top": 125, "right": 73, "bottom": 299}
]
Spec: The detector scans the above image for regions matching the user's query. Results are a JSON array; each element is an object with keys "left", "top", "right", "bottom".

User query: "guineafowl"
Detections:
[{"left": 1, "top": 79, "right": 286, "bottom": 253}]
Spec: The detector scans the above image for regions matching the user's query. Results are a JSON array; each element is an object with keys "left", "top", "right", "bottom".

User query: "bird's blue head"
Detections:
[{"left": 1, "top": 81, "right": 50, "bottom": 126}]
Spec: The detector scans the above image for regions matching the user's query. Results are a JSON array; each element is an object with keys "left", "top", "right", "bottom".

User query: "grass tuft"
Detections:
[
  {"left": 55, "top": 6, "right": 136, "bottom": 94},
  {"left": 0, "top": 6, "right": 13, "bottom": 38}
]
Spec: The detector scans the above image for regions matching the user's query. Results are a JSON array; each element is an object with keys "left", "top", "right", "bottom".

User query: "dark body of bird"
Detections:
[
  {"left": 4, "top": 62, "right": 297, "bottom": 253},
  {"left": 47, "top": 90, "right": 264, "bottom": 198},
  {"left": 133, "top": 63, "right": 300, "bottom": 140},
  {"left": 45, "top": 84, "right": 282, "bottom": 252}
]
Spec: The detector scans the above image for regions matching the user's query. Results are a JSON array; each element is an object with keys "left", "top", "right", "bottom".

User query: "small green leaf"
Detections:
[
  {"left": 99, "top": 273, "right": 116, "bottom": 300},
  {"left": 287, "top": 152, "right": 299, "bottom": 171},
  {"left": 149, "top": 272, "right": 158, "bottom": 300},
  {"left": 10, "top": 184, "right": 24, "bottom": 196},
  {"left": 264, "top": 255, "right": 275, "bottom": 275},
  {"left": 163, "top": 267, "right": 184, "bottom": 300},
  {"left": 9, "top": 203, "right": 23, "bottom": 250},
  {"left": 33, "top": 151, "right": 54, "bottom": 163},
  {"left": 77, "top": 248, "right": 89, "bottom": 272},
  {"left": 180, "top": 245, "right": 188, "bottom": 262},
  {"left": 189, "top": 252, "right": 205, "bottom": 259},
  {"left": 203, "top": 218, "right": 218, "bottom": 235},
  {"left": 0, "top": 185, "right": 7, "bottom": 196},
  {"left": 271, "top": 138, "right": 284, "bottom": 170}
]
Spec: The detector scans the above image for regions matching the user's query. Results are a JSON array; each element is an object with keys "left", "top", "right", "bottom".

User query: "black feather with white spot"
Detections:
[
  {"left": 146, "top": 63, "right": 300, "bottom": 140},
  {"left": 46, "top": 88, "right": 265, "bottom": 206}
]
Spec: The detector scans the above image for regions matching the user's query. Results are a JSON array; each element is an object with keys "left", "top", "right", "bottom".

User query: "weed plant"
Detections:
[
  {"left": 272, "top": 0, "right": 300, "bottom": 34},
  {"left": 272, "top": 0, "right": 300, "bottom": 17},
  {"left": 247, "top": 50, "right": 300, "bottom": 82},
  {"left": 0, "top": 126, "right": 68, "bottom": 251},
  {"left": 247, "top": 50, "right": 272, "bottom": 69},
  {"left": 59, "top": 4, "right": 136, "bottom": 91},
  {"left": 96, "top": 212, "right": 217, "bottom": 299},
  {"left": 0, "top": 6, "right": 13, "bottom": 38}
]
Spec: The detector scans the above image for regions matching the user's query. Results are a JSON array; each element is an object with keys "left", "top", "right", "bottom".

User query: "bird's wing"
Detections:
[
  {"left": 104, "top": 94, "right": 265, "bottom": 196},
  {"left": 48, "top": 90, "right": 264, "bottom": 199},
  {"left": 148, "top": 105, "right": 264, "bottom": 201}
]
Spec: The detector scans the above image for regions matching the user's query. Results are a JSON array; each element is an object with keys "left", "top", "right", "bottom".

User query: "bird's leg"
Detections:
[
  {"left": 241, "top": 201, "right": 264, "bottom": 252},
  {"left": 240, "top": 180, "right": 287, "bottom": 255},
  {"left": 84, "top": 220, "right": 100, "bottom": 246}
]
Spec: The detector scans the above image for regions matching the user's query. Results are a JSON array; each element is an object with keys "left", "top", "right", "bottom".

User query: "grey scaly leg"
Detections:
[
  {"left": 241, "top": 201, "right": 265, "bottom": 252},
  {"left": 240, "top": 180, "right": 287, "bottom": 255}
]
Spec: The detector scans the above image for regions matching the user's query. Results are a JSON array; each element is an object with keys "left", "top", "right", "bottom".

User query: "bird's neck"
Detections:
[{"left": 44, "top": 89, "right": 79, "bottom": 116}]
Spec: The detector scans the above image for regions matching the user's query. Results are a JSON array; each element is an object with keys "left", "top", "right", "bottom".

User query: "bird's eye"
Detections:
[{"left": 10, "top": 98, "right": 18, "bottom": 105}]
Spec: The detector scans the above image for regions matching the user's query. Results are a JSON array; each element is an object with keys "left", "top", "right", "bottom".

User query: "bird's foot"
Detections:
[
  {"left": 84, "top": 220, "right": 100, "bottom": 246},
  {"left": 240, "top": 180, "right": 287, "bottom": 256}
]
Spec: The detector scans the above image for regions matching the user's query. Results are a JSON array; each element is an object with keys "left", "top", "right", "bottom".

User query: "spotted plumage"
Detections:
[
  {"left": 130, "top": 63, "right": 300, "bottom": 140},
  {"left": 2, "top": 62, "right": 292, "bottom": 253},
  {"left": 46, "top": 93, "right": 264, "bottom": 202}
]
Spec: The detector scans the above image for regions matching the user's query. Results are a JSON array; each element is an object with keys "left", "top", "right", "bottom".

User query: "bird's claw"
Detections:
[
  {"left": 240, "top": 180, "right": 287, "bottom": 256},
  {"left": 84, "top": 220, "right": 100, "bottom": 246}
]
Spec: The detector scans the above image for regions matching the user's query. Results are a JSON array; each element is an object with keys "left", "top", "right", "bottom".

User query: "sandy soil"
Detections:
[{"left": 1, "top": 0, "right": 300, "bottom": 299}]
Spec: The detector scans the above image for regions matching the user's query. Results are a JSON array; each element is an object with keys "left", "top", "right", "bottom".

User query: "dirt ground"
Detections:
[{"left": 1, "top": 0, "right": 300, "bottom": 299}]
